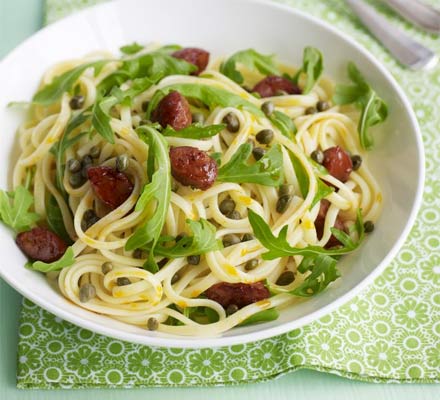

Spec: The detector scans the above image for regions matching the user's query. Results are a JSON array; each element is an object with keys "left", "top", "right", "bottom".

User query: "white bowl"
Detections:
[{"left": 0, "top": 0, "right": 424, "bottom": 348}]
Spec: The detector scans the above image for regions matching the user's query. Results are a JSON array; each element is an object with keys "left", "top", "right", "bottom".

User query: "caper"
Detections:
[
  {"left": 305, "top": 106, "right": 317, "bottom": 115},
  {"left": 175, "top": 232, "right": 187, "bottom": 242},
  {"left": 364, "top": 220, "right": 375, "bottom": 233},
  {"left": 245, "top": 258, "right": 259, "bottom": 271},
  {"left": 226, "top": 304, "right": 239, "bottom": 315},
  {"left": 171, "top": 273, "right": 180, "bottom": 284},
  {"left": 276, "top": 195, "right": 293, "bottom": 214},
  {"left": 242, "top": 233, "right": 255, "bottom": 242},
  {"left": 82, "top": 155, "right": 93, "bottom": 167},
  {"left": 256, "top": 129, "right": 274, "bottom": 145},
  {"left": 147, "top": 317, "right": 159, "bottom": 331},
  {"left": 133, "top": 249, "right": 144, "bottom": 259},
  {"left": 101, "top": 262, "right": 113, "bottom": 274},
  {"left": 79, "top": 283, "right": 96, "bottom": 303},
  {"left": 69, "top": 95, "right": 85, "bottom": 110},
  {"left": 219, "top": 198, "right": 236, "bottom": 215},
  {"left": 117, "top": 277, "right": 131, "bottom": 286},
  {"left": 279, "top": 184, "right": 294, "bottom": 197},
  {"left": 158, "top": 258, "right": 169, "bottom": 268},
  {"left": 187, "top": 255, "right": 200, "bottom": 265},
  {"left": 222, "top": 112, "right": 240, "bottom": 133},
  {"left": 141, "top": 101, "right": 149, "bottom": 112},
  {"left": 67, "top": 158, "right": 81, "bottom": 173},
  {"left": 227, "top": 210, "right": 242, "bottom": 220},
  {"left": 116, "top": 154, "right": 129, "bottom": 172},
  {"left": 81, "top": 155, "right": 93, "bottom": 178},
  {"left": 81, "top": 209, "right": 99, "bottom": 231},
  {"left": 316, "top": 100, "right": 330, "bottom": 112},
  {"left": 276, "top": 271, "right": 295, "bottom": 286},
  {"left": 252, "top": 147, "right": 266, "bottom": 161},
  {"left": 171, "top": 179, "right": 179, "bottom": 193},
  {"left": 69, "top": 172, "right": 85, "bottom": 188},
  {"left": 261, "top": 101, "right": 274, "bottom": 117},
  {"left": 89, "top": 145, "right": 100, "bottom": 159},
  {"left": 222, "top": 234, "right": 241, "bottom": 248},
  {"left": 351, "top": 155, "right": 362, "bottom": 171},
  {"left": 192, "top": 112, "right": 204, "bottom": 124},
  {"left": 311, "top": 149, "right": 324, "bottom": 164}
]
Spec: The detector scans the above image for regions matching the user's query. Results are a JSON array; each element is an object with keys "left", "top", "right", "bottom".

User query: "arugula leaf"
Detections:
[
  {"left": 217, "top": 143, "right": 284, "bottom": 187},
  {"left": 98, "top": 49, "right": 195, "bottom": 95},
  {"left": 162, "top": 123, "right": 225, "bottom": 139},
  {"left": 125, "top": 126, "right": 171, "bottom": 262},
  {"left": 238, "top": 308, "right": 279, "bottom": 326},
  {"left": 292, "top": 47, "right": 323, "bottom": 94},
  {"left": 33, "top": 61, "right": 108, "bottom": 105},
  {"left": 187, "top": 306, "right": 220, "bottom": 324},
  {"left": 289, "top": 152, "right": 309, "bottom": 199},
  {"left": 91, "top": 96, "right": 119, "bottom": 144},
  {"left": 7, "top": 101, "right": 30, "bottom": 109},
  {"left": 269, "top": 110, "right": 297, "bottom": 141},
  {"left": 144, "top": 219, "right": 222, "bottom": 258},
  {"left": 146, "top": 52, "right": 196, "bottom": 77},
  {"left": 333, "top": 62, "right": 388, "bottom": 150},
  {"left": 248, "top": 208, "right": 364, "bottom": 260},
  {"left": 289, "top": 151, "right": 333, "bottom": 207},
  {"left": 288, "top": 254, "right": 340, "bottom": 297},
  {"left": 210, "top": 152, "right": 222, "bottom": 166},
  {"left": 46, "top": 195, "right": 73, "bottom": 244},
  {"left": 50, "top": 110, "right": 91, "bottom": 195},
  {"left": 220, "top": 49, "right": 280, "bottom": 84},
  {"left": 92, "top": 75, "right": 160, "bottom": 143},
  {"left": 313, "top": 179, "right": 334, "bottom": 208},
  {"left": 120, "top": 42, "right": 144, "bottom": 55},
  {"left": 0, "top": 186, "right": 40, "bottom": 233},
  {"left": 26, "top": 247, "right": 75, "bottom": 272},
  {"left": 146, "top": 83, "right": 264, "bottom": 119}
]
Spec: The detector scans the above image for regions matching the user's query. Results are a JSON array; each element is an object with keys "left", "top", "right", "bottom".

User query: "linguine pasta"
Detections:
[{"left": 8, "top": 44, "right": 384, "bottom": 336}]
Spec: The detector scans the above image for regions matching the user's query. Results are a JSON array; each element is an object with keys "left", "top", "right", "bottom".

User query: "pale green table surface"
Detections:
[{"left": 0, "top": 1, "right": 437, "bottom": 398}]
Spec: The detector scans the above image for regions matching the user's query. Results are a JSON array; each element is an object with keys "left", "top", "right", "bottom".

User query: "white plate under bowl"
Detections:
[{"left": 0, "top": 0, "right": 424, "bottom": 348}]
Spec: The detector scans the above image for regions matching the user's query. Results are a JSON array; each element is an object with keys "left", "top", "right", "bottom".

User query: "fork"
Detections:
[
  {"left": 384, "top": 0, "right": 440, "bottom": 33},
  {"left": 346, "top": 0, "right": 438, "bottom": 70}
]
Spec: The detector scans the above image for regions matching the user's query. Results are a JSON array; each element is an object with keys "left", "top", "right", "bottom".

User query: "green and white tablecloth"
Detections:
[{"left": 16, "top": 0, "right": 440, "bottom": 389}]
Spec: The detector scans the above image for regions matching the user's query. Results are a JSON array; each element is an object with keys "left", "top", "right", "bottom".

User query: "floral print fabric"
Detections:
[{"left": 16, "top": 0, "right": 440, "bottom": 388}]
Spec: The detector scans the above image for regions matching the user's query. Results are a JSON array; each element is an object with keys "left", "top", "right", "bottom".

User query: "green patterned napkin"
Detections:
[{"left": 16, "top": 0, "right": 440, "bottom": 388}]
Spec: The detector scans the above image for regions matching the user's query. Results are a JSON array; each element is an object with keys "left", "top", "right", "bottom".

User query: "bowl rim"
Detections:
[{"left": 0, "top": 0, "right": 425, "bottom": 348}]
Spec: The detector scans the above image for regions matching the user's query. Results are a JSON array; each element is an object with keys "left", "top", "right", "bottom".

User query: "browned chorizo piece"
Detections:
[
  {"left": 151, "top": 91, "right": 192, "bottom": 131},
  {"left": 169, "top": 146, "right": 217, "bottom": 190},
  {"left": 87, "top": 166, "right": 134, "bottom": 210},
  {"left": 16, "top": 227, "right": 68, "bottom": 263},
  {"left": 252, "top": 75, "right": 301, "bottom": 98},
  {"left": 322, "top": 146, "right": 353, "bottom": 183},
  {"left": 315, "top": 199, "right": 346, "bottom": 249},
  {"left": 172, "top": 47, "right": 210, "bottom": 75},
  {"left": 205, "top": 282, "right": 270, "bottom": 309}
]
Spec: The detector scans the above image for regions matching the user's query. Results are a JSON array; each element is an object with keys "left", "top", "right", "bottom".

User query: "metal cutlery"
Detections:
[
  {"left": 384, "top": 0, "right": 440, "bottom": 34},
  {"left": 346, "top": 0, "right": 438, "bottom": 70}
]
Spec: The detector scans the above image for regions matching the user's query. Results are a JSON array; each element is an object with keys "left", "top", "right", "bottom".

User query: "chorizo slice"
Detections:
[
  {"left": 87, "top": 166, "right": 134, "bottom": 210},
  {"left": 169, "top": 146, "right": 217, "bottom": 190},
  {"left": 322, "top": 146, "right": 353, "bottom": 183},
  {"left": 16, "top": 227, "right": 68, "bottom": 263},
  {"left": 151, "top": 91, "right": 192, "bottom": 131},
  {"left": 172, "top": 47, "right": 210, "bottom": 75},
  {"left": 315, "top": 199, "right": 346, "bottom": 249},
  {"left": 252, "top": 75, "right": 301, "bottom": 98},
  {"left": 205, "top": 282, "right": 270, "bottom": 309}
]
